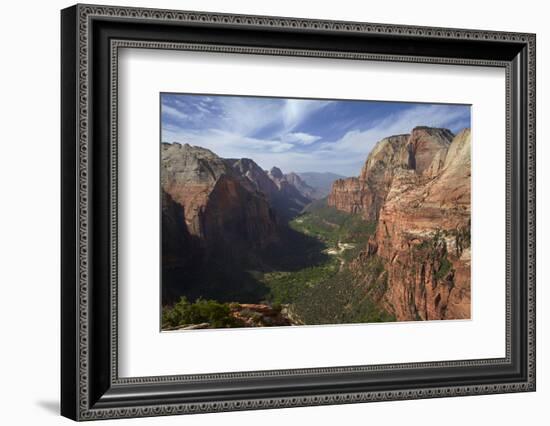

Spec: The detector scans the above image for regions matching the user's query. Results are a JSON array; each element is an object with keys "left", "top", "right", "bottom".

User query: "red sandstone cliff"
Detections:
[
  {"left": 328, "top": 127, "right": 453, "bottom": 221},
  {"left": 161, "top": 143, "right": 322, "bottom": 304},
  {"left": 161, "top": 143, "right": 281, "bottom": 253},
  {"left": 328, "top": 127, "right": 471, "bottom": 321},
  {"left": 375, "top": 129, "right": 471, "bottom": 320}
]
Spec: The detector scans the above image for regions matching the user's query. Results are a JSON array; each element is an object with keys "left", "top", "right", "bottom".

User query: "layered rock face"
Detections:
[
  {"left": 403, "top": 127, "right": 454, "bottom": 176},
  {"left": 223, "top": 160, "right": 313, "bottom": 219},
  {"left": 328, "top": 127, "right": 453, "bottom": 221},
  {"left": 327, "top": 134, "right": 408, "bottom": 218},
  {"left": 161, "top": 143, "right": 327, "bottom": 304},
  {"left": 161, "top": 143, "right": 281, "bottom": 254},
  {"left": 161, "top": 143, "right": 290, "bottom": 303},
  {"left": 327, "top": 177, "right": 365, "bottom": 215},
  {"left": 327, "top": 127, "right": 471, "bottom": 321},
  {"left": 225, "top": 158, "right": 279, "bottom": 200},
  {"left": 375, "top": 129, "right": 471, "bottom": 320}
]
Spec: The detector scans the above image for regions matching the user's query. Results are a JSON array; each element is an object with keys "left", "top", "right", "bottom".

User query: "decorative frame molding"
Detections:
[{"left": 61, "top": 4, "right": 536, "bottom": 421}]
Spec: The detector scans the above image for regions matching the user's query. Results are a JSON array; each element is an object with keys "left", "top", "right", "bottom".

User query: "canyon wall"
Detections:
[
  {"left": 328, "top": 127, "right": 453, "bottom": 221},
  {"left": 161, "top": 143, "right": 281, "bottom": 252},
  {"left": 328, "top": 127, "right": 471, "bottom": 321},
  {"left": 161, "top": 142, "right": 321, "bottom": 303},
  {"left": 161, "top": 143, "right": 284, "bottom": 303}
]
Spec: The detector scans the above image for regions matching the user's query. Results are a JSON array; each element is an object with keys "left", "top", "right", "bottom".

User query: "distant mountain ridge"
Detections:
[
  {"left": 266, "top": 167, "right": 312, "bottom": 218},
  {"left": 282, "top": 172, "right": 318, "bottom": 201}
]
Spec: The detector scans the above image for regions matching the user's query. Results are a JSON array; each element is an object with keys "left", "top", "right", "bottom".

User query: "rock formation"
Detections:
[
  {"left": 161, "top": 143, "right": 281, "bottom": 252},
  {"left": 266, "top": 167, "right": 312, "bottom": 219},
  {"left": 374, "top": 129, "right": 471, "bottom": 320},
  {"left": 284, "top": 172, "right": 319, "bottom": 200},
  {"left": 161, "top": 143, "right": 321, "bottom": 303},
  {"left": 328, "top": 127, "right": 453, "bottom": 220},
  {"left": 327, "top": 127, "right": 471, "bottom": 321},
  {"left": 223, "top": 160, "right": 313, "bottom": 219},
  {"left": 225, "top": 157, "right": 279, "bottom": 200},
  {"left": 162, "top": 125, "right": 471, "bottom": 322}
]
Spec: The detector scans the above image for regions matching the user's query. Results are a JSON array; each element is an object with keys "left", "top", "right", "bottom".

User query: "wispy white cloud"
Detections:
[
  {"left": 162, "top": 97, "right": 469, "bottom": 176},
  {"left": 207, "top": 97, "right": 333, "bottom": 139},
  {"left": 320, "top": 104, "right": 470, "bottom": 157},
  {"left": 162, "top": 104, "right": 189, "bottom": 122},
  {"left": 281, "top": 99, "right": 332, "bottom": 133},
  {"left": 163, "top": 128, "right": 295, "bottom": 158},
  {"left": 217, "top": 97, "right": 281, "bottom": 136},
  {"left": 282, "top": 132, "right": 322, "bottom": 145}
]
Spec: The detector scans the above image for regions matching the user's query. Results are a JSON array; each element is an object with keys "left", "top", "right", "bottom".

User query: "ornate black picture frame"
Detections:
[{"left": 61, "top": 4, "right": 536, "bottom": 421}]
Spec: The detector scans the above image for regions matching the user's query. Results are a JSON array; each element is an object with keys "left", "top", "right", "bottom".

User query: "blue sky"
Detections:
[{"left": 161, "top": 94, "right": 470, "bottom": 176}]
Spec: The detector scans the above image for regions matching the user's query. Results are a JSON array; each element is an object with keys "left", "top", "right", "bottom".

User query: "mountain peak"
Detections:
[
  {"left": 269, "top": 167, "right": 284, "bottom": 180},
  {"left": 411, "top": 126, "right": 454, "bottom": 142},
  {"left": 329, "top": 126, "right": 456, "bottom": 220}
]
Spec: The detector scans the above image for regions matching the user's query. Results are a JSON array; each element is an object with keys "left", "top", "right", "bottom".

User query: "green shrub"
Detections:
[
  {"left": 261, "top": 258, "right": 339, "bottom": 305},
  {"left": 289, "top": 255, "right": 395, "bottom": 325},
  {"left": 162, "top": 297, "right": 239, "bottom": 329},
  {"left": 435, "top": 256, "right": 453, "bottom": 280},
  {"left": 239, "top": 308, "right": 254, "bottom": 318},
  {"left": 271, "top": 303, "right": 282, "bottom": 313},
  {"left": 250, "top": 311, "right": 263, "bottom": 323},
  {"left": 411, "top": 229, "right": 455, "bottom": 281}
]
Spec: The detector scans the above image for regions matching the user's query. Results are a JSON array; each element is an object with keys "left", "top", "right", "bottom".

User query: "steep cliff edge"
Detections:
[
  {"left": 161, "top": 143, "right": 326, "bottom": 304},
  {"left": 327, "top": 127, "right": 453, "bottom": 220},
  {"left": 326, "top": 127, "right": 470, "bottom": 321},
  {"left": 161, "top": 189, "right": 197, "bottom": 270},
  {"left": 224, "top": 158, "right": 279, "bottom": 201},
  {"left": 161, "top": 143, "right": 283, "bottom": 303},
  {"left": 223, "top": 160, "right": 313, "bottom": 219},
  {"left": 284, "top": 172, "right": 319, "bottom": 200},
  {"left": 161, "top": 143, "right": 280, "bottom": 251},
  {"left": 268, "top": 167, "right": 312, "bottom": 218},
  {"left": 374, "top": 129, "right": 471, "bottom": 320}
]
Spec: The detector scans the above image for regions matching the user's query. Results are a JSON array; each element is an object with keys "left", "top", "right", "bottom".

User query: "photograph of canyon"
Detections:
[{"left": 160, "top": 93, "right": 471, "bottom": 331}]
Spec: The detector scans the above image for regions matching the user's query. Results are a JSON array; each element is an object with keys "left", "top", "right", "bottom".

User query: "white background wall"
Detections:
[{"left": 0, "top": 0, "right": 547, "bottom": 424}]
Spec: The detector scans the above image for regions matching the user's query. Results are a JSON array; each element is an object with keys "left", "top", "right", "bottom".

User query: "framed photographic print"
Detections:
[{"left": 61, "top": 4, "right": 536, "bottom": 421}]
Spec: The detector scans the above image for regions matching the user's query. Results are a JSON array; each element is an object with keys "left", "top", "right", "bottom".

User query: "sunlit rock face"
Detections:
[
  {"left": 328, "top": 127, "right": 471, "bottom": 321},
  {"left": 161, "top": 143, "right": 281, "bottom": 251},
  {"left": 328, "top": 127, "right": 452, "bottom": 221}
]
